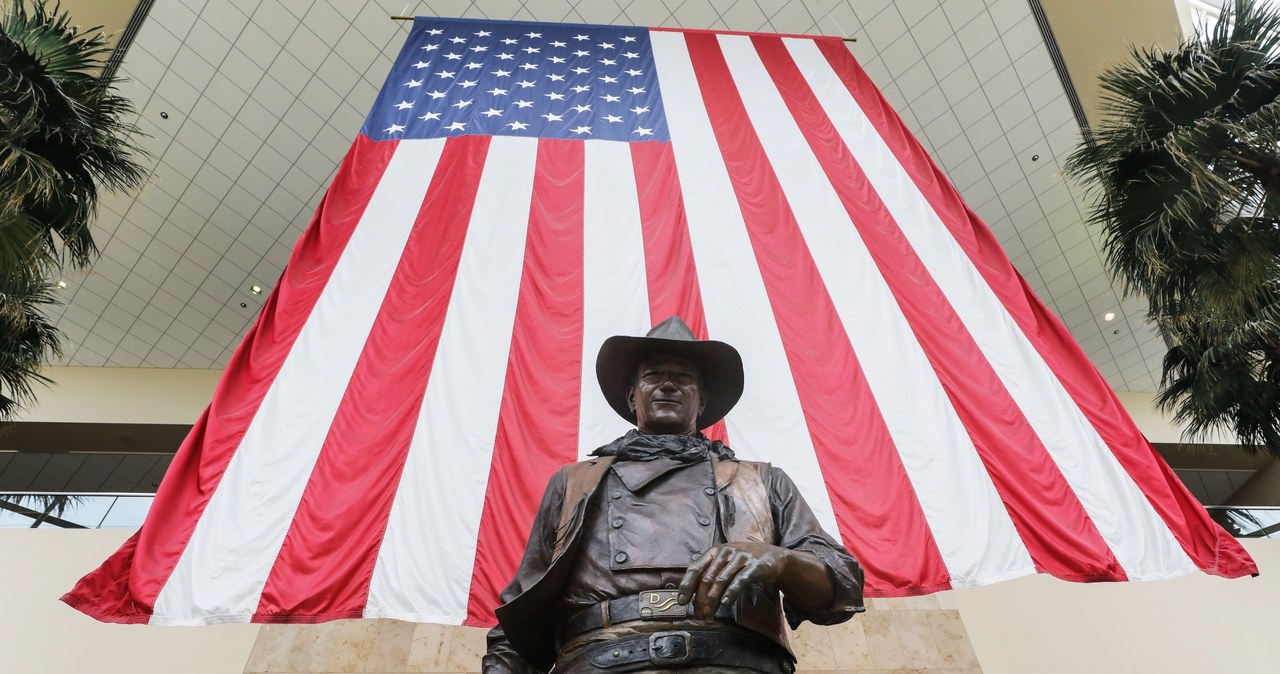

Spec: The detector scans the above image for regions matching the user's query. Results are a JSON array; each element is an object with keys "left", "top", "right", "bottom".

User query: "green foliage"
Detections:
[
  {"left": 1066, "top": 0, "right": 1280, "bottom": 455},
  {"left": 0, "top": 0, "right": 147, "bottom": 418}
]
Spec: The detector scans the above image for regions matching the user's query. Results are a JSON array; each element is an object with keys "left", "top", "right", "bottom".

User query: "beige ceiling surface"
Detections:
[{"left": 49, "top": 0, "right": 1165, "bottom": 393}]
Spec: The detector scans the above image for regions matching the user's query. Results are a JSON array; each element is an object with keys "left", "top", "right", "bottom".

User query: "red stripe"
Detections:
[
  {"left": 631, "top": 141, "right": 726, "bottom": 443},
  {"left": 684, "top": 33, "right": 950, "bottom": 594},
  {"left": 60, "top": 136, "right": 401, "bottom": 623},
  {"left": 752, "top": 37, "right": 1125, "bottom": 582},
  {"left": 815, "top": 40, "right": 1257, "bottom": 579},
  {"left": 465, "top": 139, "right": 586, "bottom": 626},
  {"left": 251, "top": 137, "right": 491, "bottom": 620}
]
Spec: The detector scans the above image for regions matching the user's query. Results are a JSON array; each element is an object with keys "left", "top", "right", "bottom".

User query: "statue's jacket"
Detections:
[{"left": 484, "top": 454, "right": 865, "bottom": 673}]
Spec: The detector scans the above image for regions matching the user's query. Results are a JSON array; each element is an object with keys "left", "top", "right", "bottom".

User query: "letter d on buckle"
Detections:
[{"left": 638, "top": 589, "right": 686, "bottom": 618}]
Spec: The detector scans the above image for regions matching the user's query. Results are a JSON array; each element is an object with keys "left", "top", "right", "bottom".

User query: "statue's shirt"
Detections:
[{"left": 562, "top": 457, "right": 720, "bottom": 607}]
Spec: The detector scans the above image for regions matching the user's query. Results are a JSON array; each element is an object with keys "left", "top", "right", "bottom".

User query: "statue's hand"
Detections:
[{"left": 677, "top": 542, "right": 791, "bottom": 620}]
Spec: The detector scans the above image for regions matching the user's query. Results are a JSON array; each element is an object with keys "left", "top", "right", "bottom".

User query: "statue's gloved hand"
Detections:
[{"left": 676, "top": 542, "right": 790, "bottom": 620}]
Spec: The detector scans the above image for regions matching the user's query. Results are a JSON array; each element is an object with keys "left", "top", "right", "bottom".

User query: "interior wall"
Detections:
[
  {"left": 953, "top": 538, "right": 1277, "bottom": 674},
  {"left": 0, "top": 528, "right": 259, "bottom": 674}
]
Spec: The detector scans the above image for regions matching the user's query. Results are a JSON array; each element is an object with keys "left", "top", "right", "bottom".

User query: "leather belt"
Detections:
[
  {"left": 564, "top": 630, "right": 794, "bottom": 673},
  {"left": 559, "top": 589, "right": 734, "bottom": 642}
]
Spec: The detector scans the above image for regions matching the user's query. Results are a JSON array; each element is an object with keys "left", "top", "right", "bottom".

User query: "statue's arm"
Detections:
[
  {"left": 480, "top": 468, "right": 568, "bottom": 674},
  {"left": 677, "top": 466, "right": 865, "bottom": 625}
]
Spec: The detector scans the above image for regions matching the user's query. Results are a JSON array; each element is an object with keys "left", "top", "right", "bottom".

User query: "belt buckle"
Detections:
[
  {"left": 637, "top": 589, "right": 687, "bottom": 618},
  {"left": 648, "top": 630, "right": 693, "bottom": 665}
]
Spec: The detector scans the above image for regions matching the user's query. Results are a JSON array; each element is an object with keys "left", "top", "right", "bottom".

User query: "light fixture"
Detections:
[
  {"left": 250, "top": 284, "right": 262, "bottom": 295},
  {"left": 1103, "top": 312, "right": 1116, "bottom": 322},
  {"left": 56, "top": 280, "right": 67, "bottom": 288}
]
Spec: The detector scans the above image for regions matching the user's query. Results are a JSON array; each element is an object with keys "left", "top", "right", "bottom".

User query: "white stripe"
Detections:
[
  {"left": 151, "top": 139, "right": 447, "bottom": 625},
  {"left": 650, "top": 32, "right": 840, "bottom": 538},
  {"left": 579, "top": 141, "right": 652, "bottom": 459},
  {"left": 786, "top": 38, "right": 1195, "bottom": 579},
  {"left": 718, "top": 34, "right": 1035, "bottom": 586},
  {"left": 364, "top": 137, "right": 538, "bottom": 621}
]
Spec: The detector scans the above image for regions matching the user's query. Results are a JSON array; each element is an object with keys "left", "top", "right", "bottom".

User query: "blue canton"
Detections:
[{"left": 363, "top": 17, "right": 671, "bottom": 143}]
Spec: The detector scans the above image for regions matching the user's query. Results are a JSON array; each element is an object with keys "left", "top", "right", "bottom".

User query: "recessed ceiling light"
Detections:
[
  {"left": 56, "top": 280, "right": 67, "bottom": 288},
  {"left": 250, "top": 284, "right": 262, "bottom": 295},
  {"left": 1103, "top": 312, "right": 1116, "bottom": 322}
]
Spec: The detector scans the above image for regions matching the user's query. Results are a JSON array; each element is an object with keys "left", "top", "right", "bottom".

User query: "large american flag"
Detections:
[{"left": 64, "top": 17, "right": 1255, "bottom": 627}]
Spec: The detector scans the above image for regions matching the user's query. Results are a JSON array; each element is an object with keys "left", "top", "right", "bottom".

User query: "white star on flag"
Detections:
[
  {"left": 459, "top": 80, "right": 478, "bottom": 88},
  {"left": 384, "top": 123, "right": 405, "bottom": 133},
  {"left": 514, "top": 100, "right": 533, "bottom": 108},
  {"left": 603, "top": 114, "right": 623, "bottom": 123},
  {"left": 474, "top": 30, "right": 491, "bottom": 36},
  {"left": 570, "top": 125, "right": 592, "bottom": 134},
  {"left": 572, "top": 104, "right": 591, "bottom": 113},
  {"left": 444, "top": 53, "right": 462, "bottom": 60},
  {"left": 572, "top": 67, "right": 590, "bottom": 74},
  {"left": 544, "top": 92, "right": 565, "bottom": 100},
  {"left": 542, "top": 112, "right": 562, "bottom": 121},
  {"left": 547, "top": 73, "right": 565, "bottom": 82},
  {"left": 600, "top": 75, "right": 618, "bottom": 83},
  {"left": 519, "top": 63, "right": 538, "bottom": 70},
  {"left": 497, "top": 53, "right": 514, "bottom": 60},
  {"left": 525, "top": 32, "right": 542, "bottom": 38},
  {"left": 571, "top": 85, "right": 590, "bottom": 93},
  {"left": 427, "top": 90, "right": 446, "bottom": 99},
  {"left": 436, "top": 71, "right": 455, "bottom": 78},
  {"left": 422, "top": 44, "right": 439, "bottom": 51},
  {"left": 487, "top": 88, "right": 508, "bottom": 95},
  {"left": 470, "top": 45, "right": 488, "bottom": 52},
  {"left": 405, "top": 79, "right": 423, "bottom": 87},
  {"left": 492, "top": 69, "right": 511, "bottom": 77},
  {"left": 449, "top": 36, "right": 466, "bottom": 43},
  {"left": 480, "top": 108, "right": 503, "bottom": 117},
  {"left": 623, "top": 52, "right": 639, "bottom": 58},
  {"left": 627, "top": 86, "right": 645, "bottom": 94},
  {"left": 548, "top": 56, "right": 566, "bottom": 64},
  {"left": 444, "top": 121, "right": 466, "bottom": 130},
  {"left": 517, "top": 80, "right": 535, "bottom": 88},
  {"left": 394, "top": 101, "right": 413, "bottom": 110},
  {"left": 620, "top": 35, "right": 636, "bottom": 41},
  {"left": 573, "top": 50, "right": 589, "bottom": 57},
  {"left": 465, "top": 63, "right": 483, "bottom": 69},
  {"left": 599, "top": 58, "right": 617, "bottom": 66},
  {"left": 425, "top": 27, "right": 442, "bottom": 35},
  {"left": 418, "top": 112, "right": 440, "bottom": 121},
  {"left": 501, "top": 38, "right": 517, "bottom": 45},
  {"left": 625, "top": 69, "right": 643, "bottom": 76},
  {"left": 508, "top": 120, "right": 528, "bottom": 130},
  {"left": 632, "top": 126, "right": 652, "bottom": 136},
  {"left": 598, "top": 42, "right": 614, "bottom": 49},
  {"left": 630, "top": 105, "right": 649, "bottom": 114},
  {"left": 573, "top": 33, "right": 589, "bottom": 40},
  {"left": 452, "top": 99, "right": 472, "bottom": 108},
  {"left": 550, "top": 40, "right": 566, "bottom": 47},
  {"left": 601, "top": 94, "right": 620, "bottom": 102},
  {"left": 413, "top": 61, "right": 430, "bottom": 68}
]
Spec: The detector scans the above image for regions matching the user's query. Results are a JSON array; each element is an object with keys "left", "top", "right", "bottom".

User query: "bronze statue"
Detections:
[{"left": 484, "top": 316, "right": 864, "bottom": 673}]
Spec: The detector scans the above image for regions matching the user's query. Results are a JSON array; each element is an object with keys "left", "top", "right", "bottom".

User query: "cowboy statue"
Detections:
[{"left": 483, "top": 316, "right": 865, "bottom": 673}]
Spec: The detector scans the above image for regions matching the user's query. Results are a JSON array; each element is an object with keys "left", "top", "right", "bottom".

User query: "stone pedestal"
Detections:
[{"left": 244, "top": 594, "right": 980, "bottom": 673}]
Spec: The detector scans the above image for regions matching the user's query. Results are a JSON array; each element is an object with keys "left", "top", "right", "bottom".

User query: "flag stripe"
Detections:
[
  {"left": 465, "top": 139, "right": 586, "bottom": 626},
  {"left": 795, "top": 39, "right": 1192, "bottom": 578},
  {"left": 649, "top": 30, "right": 839, "bottom": 536},
  {"left": 685, "top": 32, "right": 952, "bottom": 593},
  {"left": 62, "top": 137, "right": 402, "bottom": 624},
  {"left": 254, "top": 136, "right": 489, "bottom": 621},
  {"left": 809, "top": 39, "right": 1254, "bottom": 580},
  {"left": 366, "top": 136, "right": 539, "bottom": 621},
  {"left": 150, "top": 139, "right": 444, "bottom": 624},
  {"left": 578, "top": 141, "right": 653, "bottom": 459},
  {"left": 764, "top": 38, "right": 1127, "bottom": 581},
  {"left": 721, "top": 34, "right": 1036, "bottom": 588},
  {"left": 630, "top": 140, "right": 727, "bottom": 443}
]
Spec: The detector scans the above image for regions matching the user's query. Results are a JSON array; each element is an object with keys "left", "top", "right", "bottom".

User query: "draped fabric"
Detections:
[
  {"left": 63, "top": 17, "right": 1255, "bottom": 628},
  {"left": 591, "top": 430, "right": 735, "bottom": 463}
]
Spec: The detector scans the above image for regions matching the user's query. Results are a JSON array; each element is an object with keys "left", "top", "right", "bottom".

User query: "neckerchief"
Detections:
[{"left": 591, "top": 429, "right": 735, "bottom": 463}]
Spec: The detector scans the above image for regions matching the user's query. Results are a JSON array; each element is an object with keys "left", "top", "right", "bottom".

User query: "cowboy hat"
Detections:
[{"left": 595, "top": 316, "right": 743, "bottom": 429}]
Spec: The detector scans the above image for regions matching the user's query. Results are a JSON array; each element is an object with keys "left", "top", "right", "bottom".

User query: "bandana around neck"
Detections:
[{"left": 591, "top": 429, "right": 735, "bottom": 464}]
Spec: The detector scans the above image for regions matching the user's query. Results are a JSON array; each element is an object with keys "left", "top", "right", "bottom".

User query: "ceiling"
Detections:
[{"left": 46, "top": 0, "right": 1170, "bottom": 392}]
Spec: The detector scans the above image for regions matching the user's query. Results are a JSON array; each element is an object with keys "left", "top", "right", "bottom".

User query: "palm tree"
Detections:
[
  {"left": 0, "top": 0, "right": 147, "bottom": 418},
  {"left": 1066, "top": 0, "right": 1280, "bottom": 456}
]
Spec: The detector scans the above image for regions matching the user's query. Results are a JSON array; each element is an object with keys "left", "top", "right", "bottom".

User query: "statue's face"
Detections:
[{"left": 628, "top": 354, "right": 706, "bottom": 436}]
